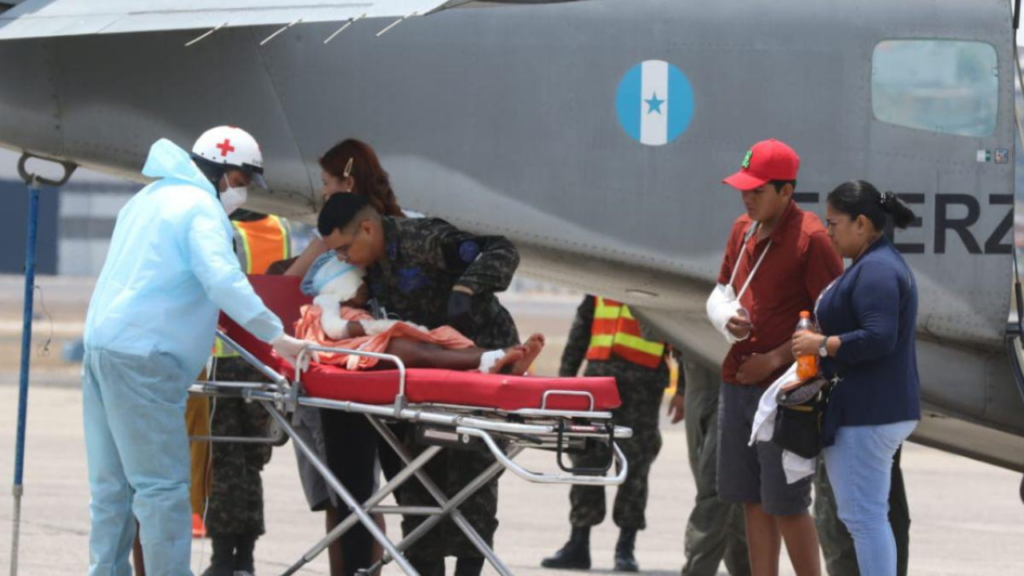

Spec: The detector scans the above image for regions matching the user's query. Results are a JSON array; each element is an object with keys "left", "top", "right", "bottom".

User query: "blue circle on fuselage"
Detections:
[{"left": 616, "top": 61, "right": 694, "bottom": 146}]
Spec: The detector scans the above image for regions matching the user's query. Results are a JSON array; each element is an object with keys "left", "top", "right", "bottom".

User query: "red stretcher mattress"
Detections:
[{"left": 218, "top": 275, "right": 621, "bottom": 412}]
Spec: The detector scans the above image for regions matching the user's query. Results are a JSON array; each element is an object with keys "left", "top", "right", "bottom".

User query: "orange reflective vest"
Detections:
[
  {"left": 214, "top": 215, "right": 292, "bottom": 358},
  {"left": 585, "top": 297, "right": 666, "bottom": 369},
  {"left": 233, "top": 215, "right": 292, "bottom": 276}
]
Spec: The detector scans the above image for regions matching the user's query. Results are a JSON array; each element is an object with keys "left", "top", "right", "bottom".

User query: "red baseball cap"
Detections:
[{"left": 722, "top": 139, "right": 800, "bottom": 191}]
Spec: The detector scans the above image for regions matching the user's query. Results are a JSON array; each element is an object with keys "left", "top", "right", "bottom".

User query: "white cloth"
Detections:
[
  {"left": 748, "top": 363, "right": 816, "bottom": 484},
  {"left": 83, "top": 138, "right": 284, "bottom": 378}
]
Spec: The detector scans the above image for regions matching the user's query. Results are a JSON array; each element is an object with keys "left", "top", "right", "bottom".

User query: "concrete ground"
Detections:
[{"left": 0, "top": 276, "right": 1022, "bottom": 575}]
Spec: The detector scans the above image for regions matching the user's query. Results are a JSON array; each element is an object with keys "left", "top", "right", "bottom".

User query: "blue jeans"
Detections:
[{"left": 823, "top": 421, "right": 916, "bottom": 576}]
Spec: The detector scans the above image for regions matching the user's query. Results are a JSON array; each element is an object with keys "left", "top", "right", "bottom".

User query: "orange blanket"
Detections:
[{"left": 294, "top": 304, "right": 475, "bottom": 370}]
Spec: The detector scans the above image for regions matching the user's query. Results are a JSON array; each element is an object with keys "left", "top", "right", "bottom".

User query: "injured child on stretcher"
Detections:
[{"left": 293, "top": 254, "right": 545, "bottom": 374}]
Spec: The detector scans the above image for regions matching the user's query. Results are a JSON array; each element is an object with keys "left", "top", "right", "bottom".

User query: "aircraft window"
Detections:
[{"left": 872, "top": 40, "right": 998, "bottom": 137}]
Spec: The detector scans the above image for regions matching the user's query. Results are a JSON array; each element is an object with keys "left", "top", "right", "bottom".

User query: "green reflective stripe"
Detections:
[
  {"left": 612, "top": 332, "right": 665, "bottom": 356},
  {"left": 233, "top": 221, "right": 254, "bottom": 274},
  {"left": 212, "top": 338, "right": 240, "bottom": 358},
  {"left": 279, "top": 217, "right": 293, "bottom": 259},
  {"left": 594, "top": 298, "right": 623, "bottom": 319},
  {"left": 589, "top": 334, "right": 614, "bottom": 348}
]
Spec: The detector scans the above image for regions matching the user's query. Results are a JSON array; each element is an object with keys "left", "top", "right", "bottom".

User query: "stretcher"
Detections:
[{"left": 189, "top": 275, "right": 631, "bottom": 576}]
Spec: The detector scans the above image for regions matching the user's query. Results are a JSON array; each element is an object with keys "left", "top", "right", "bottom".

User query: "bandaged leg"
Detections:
[{"left": 477, "top": 350, "right": 507, "bottom": 373}]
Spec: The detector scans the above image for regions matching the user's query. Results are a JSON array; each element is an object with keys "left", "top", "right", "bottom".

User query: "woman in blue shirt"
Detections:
[{"left": 792, "top": 180, "right": 920, "bottom": 576}]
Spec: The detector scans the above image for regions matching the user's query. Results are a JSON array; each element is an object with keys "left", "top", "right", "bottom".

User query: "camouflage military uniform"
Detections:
[
  {"left": 559, "top": 296, "right": 669, "bottom": 531},
  {"left": 679, "top": 359, "right": 750, "bottom": 576},
  {"left": 366, "top": 216, "right": 520, "bottom": 563},
  {"left": 367, "top": 216, "right": 520, "bottom": 350},
  {"left": 205, "top": 357, "right": 274, "bottom": 537},
  {"left": 814, "top": 447, "right": 909, "bottom": 576}
]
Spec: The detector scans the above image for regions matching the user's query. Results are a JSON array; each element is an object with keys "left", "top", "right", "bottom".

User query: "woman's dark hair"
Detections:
[
  {"left": 319, "top": 139, "right": 405, "bottom": 217},
  {"left": 826, "top": 180, "right": 916, "bottom": 230}
]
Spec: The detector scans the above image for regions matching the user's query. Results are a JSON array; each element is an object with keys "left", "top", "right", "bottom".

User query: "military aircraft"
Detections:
[{"left": 0, "top": 0, "right": 1022, "bottom": 489}]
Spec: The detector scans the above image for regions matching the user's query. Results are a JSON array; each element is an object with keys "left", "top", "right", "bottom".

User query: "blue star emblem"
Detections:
[{"left": 645, "top": 92, "right": 665, "bottom": 115}]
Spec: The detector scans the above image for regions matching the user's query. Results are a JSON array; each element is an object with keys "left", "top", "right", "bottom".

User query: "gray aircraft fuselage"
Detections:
[{"left": 0, "top": 0, "right": 1022, "bottom": 471}]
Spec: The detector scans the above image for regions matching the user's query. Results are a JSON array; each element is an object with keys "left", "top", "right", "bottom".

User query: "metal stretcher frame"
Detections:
[{"left": 190, "top": 330, "right": 633, "bottom": 576}]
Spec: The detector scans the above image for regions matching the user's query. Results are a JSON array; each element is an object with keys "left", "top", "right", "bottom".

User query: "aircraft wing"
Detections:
[{"left": 0, "top": 0, "right": 472, "bottom": 41}]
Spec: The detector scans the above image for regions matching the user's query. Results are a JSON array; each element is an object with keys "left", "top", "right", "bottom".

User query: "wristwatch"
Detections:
[{"left": 818, "top": 336, "right": 829, "bottom": 358}]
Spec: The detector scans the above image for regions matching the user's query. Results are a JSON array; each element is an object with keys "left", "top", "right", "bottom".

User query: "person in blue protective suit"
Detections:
[{"left": 82, "top": 126, "right": 312, "bottom": 576}]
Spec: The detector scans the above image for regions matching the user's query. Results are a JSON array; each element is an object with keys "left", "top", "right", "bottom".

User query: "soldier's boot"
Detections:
[
  {"left": 613, "top": 529, "right": 639, "bottom": 573},
  {"left": 201, "top": 536, "right": 236, "bottom": 576},
  {"left": 233, "top": 533, "right": 257, "bottom": 576},
  {"left": 540, "top": 526, "right": 591, "bottom": 570},
  {"left": 454, "top": 557, "right": 485, "bottom": 576}
]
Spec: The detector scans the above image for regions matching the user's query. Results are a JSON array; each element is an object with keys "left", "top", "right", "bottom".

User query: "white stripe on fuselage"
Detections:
[{"left": 640, "top": 60, "right": 668, "bottom": 146}]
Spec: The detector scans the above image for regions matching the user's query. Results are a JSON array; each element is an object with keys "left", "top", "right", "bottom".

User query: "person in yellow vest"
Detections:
[
  {"left": 202, "top": 209, "right": 292, "bottom": 576},
  {"left": 542, "top": 295, "right": 671, "bottom": 573}
]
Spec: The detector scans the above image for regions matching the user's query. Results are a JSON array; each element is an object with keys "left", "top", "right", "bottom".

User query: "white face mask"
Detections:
[{"left": 219, "top": 175, "right": 249, "bottom": 215}]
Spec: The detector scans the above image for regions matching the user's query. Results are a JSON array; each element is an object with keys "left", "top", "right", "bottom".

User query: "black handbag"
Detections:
[{"left": 771, "top": 376, "right": 830, "bottom": 459}]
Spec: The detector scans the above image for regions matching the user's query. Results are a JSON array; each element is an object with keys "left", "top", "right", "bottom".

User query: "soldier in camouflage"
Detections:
[
  {"left": 202, "top": 210, "right": 290, "bottom": 576},
  {"left": 672, "top": 359, "right": 750, "bottom": 576},
  {"left": 541, "top": 295, "right": 669, "bottom": 573},
  {"left": 203, "top": 359, "right": 274, "bottom": 576},
  {"left": 362, "top": 216, "right": 519, "bottom": 352},
  {"left": 317, "top": 193, "right": 521, "bottom": 576}
]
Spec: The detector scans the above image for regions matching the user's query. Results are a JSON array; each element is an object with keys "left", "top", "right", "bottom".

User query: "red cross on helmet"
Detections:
[{"left": 191, "top": 126, "right": 267, "bottom": 189}]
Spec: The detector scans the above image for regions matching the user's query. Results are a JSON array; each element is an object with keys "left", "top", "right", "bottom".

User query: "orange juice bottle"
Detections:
[{"left": 796, "top": 311, "right": 818, "bottom": 381}]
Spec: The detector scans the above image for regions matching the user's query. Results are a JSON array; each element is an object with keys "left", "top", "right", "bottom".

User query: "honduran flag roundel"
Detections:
[{"left": 616, "top": 60, "right": 694, "bottom": 146}]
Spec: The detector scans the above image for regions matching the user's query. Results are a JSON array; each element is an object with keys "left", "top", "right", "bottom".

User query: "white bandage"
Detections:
[
  {"left": 359, "top": 319, "right": 399, "bottom": 336},
  {"left": 359, "top": 319, "right": 429, "bottom": 336},
  {"left": 478, "top": 349, "right": 506, "bottom": 373},
  {"left": 314, "top": 295, "right": 349, "bottom": 340}
]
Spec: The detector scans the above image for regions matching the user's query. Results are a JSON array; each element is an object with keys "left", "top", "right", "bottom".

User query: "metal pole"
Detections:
[{"left": 10, "top": 177, "right": 40, "bottom": 576}]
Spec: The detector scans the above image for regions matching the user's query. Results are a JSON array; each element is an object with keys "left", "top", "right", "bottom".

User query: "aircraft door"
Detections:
[{"left": 863, "top": 38, "right": 1014, "bottom": 350}]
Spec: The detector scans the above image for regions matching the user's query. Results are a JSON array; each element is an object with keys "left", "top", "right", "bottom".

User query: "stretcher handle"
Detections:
[
  {"left": 456, "top": 426, "right": 628, "bottom": 486},
  {"left": 296, "top": 344, "right": 408, "bottom": 416},
  {"left": 541, "top": 390, "right": 595, "bottom": 412}
]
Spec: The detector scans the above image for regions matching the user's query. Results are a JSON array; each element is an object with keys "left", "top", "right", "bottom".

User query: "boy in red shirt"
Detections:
[{"left": 715, "top": 139, "right": 842, "bottom": 576}]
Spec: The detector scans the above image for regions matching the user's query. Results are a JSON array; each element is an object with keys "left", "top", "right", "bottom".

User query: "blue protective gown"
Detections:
[{"left": 82, "top": 139, "right": 284, "bottom": 576}]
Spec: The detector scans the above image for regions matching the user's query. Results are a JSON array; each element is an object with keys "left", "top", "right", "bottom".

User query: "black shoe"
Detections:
[
  {"left": 541, "top": 526, "right": 591, "bottom": 570},
  {"left": 201, "top": 536, "right": 237, "bottom": 576},
  {"left": 613, "top": 529, "right": 639, "bottom": 572}
]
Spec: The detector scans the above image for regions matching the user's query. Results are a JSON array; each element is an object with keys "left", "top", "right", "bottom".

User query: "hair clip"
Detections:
[{"left": 343, "top": 157, "right": 354, "bottom": 179}]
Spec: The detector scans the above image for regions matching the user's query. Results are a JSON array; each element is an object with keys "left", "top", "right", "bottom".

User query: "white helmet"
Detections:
[{"left": 191, "top": 126, "right": 267, "bottom": 189}]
